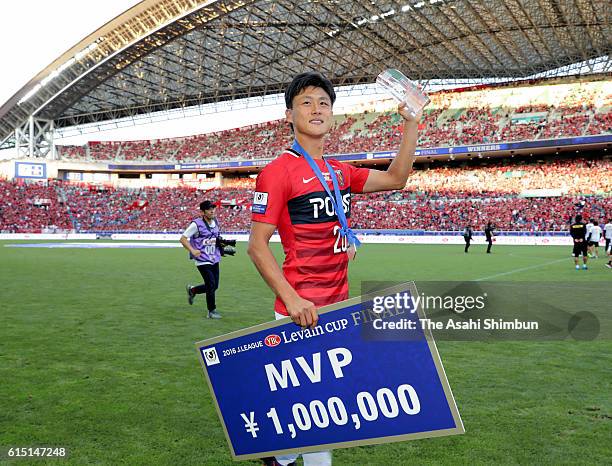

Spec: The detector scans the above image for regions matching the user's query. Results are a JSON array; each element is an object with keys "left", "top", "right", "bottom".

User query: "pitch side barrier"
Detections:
[
  {"left": 15, "top": 230, "right": 571, "bottom": 246},
  {"left": 1, "top": 231, "right": 578, "bottom": 245},
  {"left": 0, "top": 233, "right": 96, "bottom": 240},
  {"left": 0, "top": 231, "right": 577, "bottom": 245}
]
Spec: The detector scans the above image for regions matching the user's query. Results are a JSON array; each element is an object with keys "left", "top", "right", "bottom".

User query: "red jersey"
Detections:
[{"left": 252, "top": 149, "right": 370, "bottom": 315}]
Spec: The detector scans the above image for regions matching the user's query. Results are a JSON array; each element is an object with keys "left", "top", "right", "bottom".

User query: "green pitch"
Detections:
[{"left": 1, "top": 241, "right": 610, "bottom": 465}]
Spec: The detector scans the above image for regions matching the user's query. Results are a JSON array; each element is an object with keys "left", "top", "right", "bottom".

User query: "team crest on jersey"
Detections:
[
  {"left": 334, "top": 169, "right": 345, "bottom": 186},
  {"left": 320, "top": 169, "right": 345, "bottom": 186}
]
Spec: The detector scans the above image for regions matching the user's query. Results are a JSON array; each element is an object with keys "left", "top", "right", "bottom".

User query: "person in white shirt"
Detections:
[
  {"left": 586, "top": 219, "right": 594, "bottom": 257},
  {"left": 603, "top": 219, "right": 612, "bottom": 269},
  {"left": 587, "top": 220, "right": 602, "bottom": 259},
  {"left": 603, "top": 219, "right": 612, "bottom": 256},
  {"left": 180, "top": 200, "right": 235, "bottom": 319}
]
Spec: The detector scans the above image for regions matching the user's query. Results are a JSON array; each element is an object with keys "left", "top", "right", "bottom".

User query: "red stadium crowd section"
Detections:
[
  {"left": 2, "top": 156, "right": 610, "bottom": 234},
  {"left": 404, "top": 157, "right": 611, "bottom": 195},
  {"left": 351, "top": 193, "right": 611, "bottom": 231},
  {"left": 0, "top": 179, "right": 72, "bottom": 232},
  {"left": 56, "top": 84, "right": 611, "bottom": 163}
]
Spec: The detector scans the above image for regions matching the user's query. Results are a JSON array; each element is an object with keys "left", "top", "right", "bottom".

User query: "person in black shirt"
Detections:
[
  {"left": 484, "top": 222, "right": 495, "bottom": 254},
  {"left": 463, "top": 224, "right": 473, "bottom": 253},
  {"left": 570, "top": 214, "right": 588, "bottom": 270}
]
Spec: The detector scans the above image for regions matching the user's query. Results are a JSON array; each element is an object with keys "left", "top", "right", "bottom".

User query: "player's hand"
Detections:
[
  {"left": 286, "top": 296, "right": 318, "bottom": 329},
  {"left": 191, "top": 249, "right": 202, "bottom": 258},
  {"left": 398, "top": 102, "right": 423, "bottom": 123}
]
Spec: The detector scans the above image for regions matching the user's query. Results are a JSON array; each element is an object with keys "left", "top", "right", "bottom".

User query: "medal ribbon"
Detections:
[{"left": 291, "top": 139, "right": 361, "bottom": 249}]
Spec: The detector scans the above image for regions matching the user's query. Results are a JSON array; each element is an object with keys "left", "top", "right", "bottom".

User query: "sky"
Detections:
[
  {"left": 0, "top": 1, "right": 386, "bottom": 148},
  {"left": 1, "top": 1, "right": 141, "bottom": 110},
  {"left": 1, "top": 0, "right": 142, "bottom": 146}
]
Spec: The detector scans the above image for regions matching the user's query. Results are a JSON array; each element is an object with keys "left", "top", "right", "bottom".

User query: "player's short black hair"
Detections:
[
  {"left": 200, "top": 200, "right": 215, "bottom": 211},
  {"left": 594, "top": 221, "right": 599, "bottom": 226},
  {"left": 575, "top": 214, "right": 583, "bottom": 222},
  {"left": 284, "top": 72, "right": 336, "bottom": 109}
]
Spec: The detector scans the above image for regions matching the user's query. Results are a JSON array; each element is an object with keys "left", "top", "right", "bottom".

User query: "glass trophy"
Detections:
[{"left": 376, "top": 69, "right": 430, "bottom": 117}]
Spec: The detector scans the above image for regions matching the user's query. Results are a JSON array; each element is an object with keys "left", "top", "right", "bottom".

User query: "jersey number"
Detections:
[{"left": 333, "top": 225, "right": 348, "bottom": 254}]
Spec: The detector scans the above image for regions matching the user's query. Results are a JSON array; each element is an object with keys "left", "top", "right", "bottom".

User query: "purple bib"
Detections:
[{"left": 189, "top": 218, "right": 221, "bottom": 263}]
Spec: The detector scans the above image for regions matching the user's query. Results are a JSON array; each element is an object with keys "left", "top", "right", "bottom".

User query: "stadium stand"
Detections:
[
  {"left": 2, "top": 156, "right": 609, "bottom": 234},
  {"left": 56, "top": 79, "right": 611, "bottom": 163},
  {"left": 351, "top": 193, "right": 612, "bottom": 231},
  {"left": 586, "top": 111, "right": 612, "bottom": 135},
  {"left": 0, "top": 179, "right": 72, "bottom": 233}
]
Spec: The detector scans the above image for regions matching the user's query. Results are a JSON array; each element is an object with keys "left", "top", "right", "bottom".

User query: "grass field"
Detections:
[{"left": 1, "top": 241, "right": 610, "bottom": 465}]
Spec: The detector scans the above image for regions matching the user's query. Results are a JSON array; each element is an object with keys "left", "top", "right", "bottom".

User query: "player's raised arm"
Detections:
[
  {"left": 247, "top": 221, "right": 318, "bottom": 328},
  {"left": 361, "top": 103, "right": 421, "bottom": 193}
]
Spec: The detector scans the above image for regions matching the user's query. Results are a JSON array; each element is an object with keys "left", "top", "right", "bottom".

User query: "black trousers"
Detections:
[
  {"left": 464, "top": 237, "right": 471, "bottom": 252},
  {"left": 193, "top": 263, "right": 219, "bottom": 311},
  {"left": 486, "top": 239, "right": 493, "bottom": 253}
]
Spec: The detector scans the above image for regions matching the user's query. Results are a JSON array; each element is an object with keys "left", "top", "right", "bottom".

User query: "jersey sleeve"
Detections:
[
  {"left": 182, "top": 221, "right": 197, "bottom": 238},
  {"left": 346, "top": 163, "right": 371, "bottom": 194},
  {"left": 252, "top": 162, "right": 289, "bottom": 226}
]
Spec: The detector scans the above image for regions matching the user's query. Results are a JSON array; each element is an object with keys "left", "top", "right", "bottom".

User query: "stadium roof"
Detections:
[{"left": 1, "top": 0, "right": 610, "bottom": 144}]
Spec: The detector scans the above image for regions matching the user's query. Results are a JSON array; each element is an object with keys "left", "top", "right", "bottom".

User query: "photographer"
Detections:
[{"left": 180, "top": 200, "right": 236, "bottom": 319}]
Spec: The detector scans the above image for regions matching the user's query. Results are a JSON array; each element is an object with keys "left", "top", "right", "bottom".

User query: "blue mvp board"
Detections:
[{"left": 195, "top": 282, "right": 464, "bottom": 460}]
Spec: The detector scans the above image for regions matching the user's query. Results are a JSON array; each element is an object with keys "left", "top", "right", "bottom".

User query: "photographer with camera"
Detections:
[{"left": 180, "top": 200, "right": 236, "bottom": 319}]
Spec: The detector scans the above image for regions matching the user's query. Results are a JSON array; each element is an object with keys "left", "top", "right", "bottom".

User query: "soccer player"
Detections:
[
  {"left": 586, "top": 218, "right": 594, "bottom": 257},
  {"left": 180, "top": 200, "right": 224, "bottom": 319},
  {"left": 463, "top": 224, "right": 473, "bottom": 253},
  {"left": 604, "top": 218, "right": 612, "bottom": 254},
  {"left": 570, "top": 214, "right": 588, "bottom": 270},
  {"left": 248, "top": 71, "right": 420, "bottom": 466},
  {"left": 604, "top": 218, "right": 612, "bottom": 268},
  {"left": 588, "top": 221, "right": 603, "bottom": 259},
  {"left": 484, "top": 222, "right": 494, "bottom": 254}
]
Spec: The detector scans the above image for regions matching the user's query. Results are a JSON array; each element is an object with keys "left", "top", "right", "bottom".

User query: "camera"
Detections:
[{"left": 217, "top": 237, "right": 237, "bottom": 256}]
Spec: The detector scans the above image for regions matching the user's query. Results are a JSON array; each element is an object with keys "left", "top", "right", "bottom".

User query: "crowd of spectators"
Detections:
[
  {"left": 0, "top": 179, "right": 72, "bottom": 232},
  {"left": 351, "top": 193, "right": 611, "bottom": 231},
  {"left": 87, "top": 141, "right": 122, "bottom": 161},
  {"left": 53, "top": 184, "right": 253, "bottom": 232},
  {"left": 170, "top": 120, "right": 292, "bottom": 162},
  {"left": 2, "top": 156, "right": 609, "bottom": 233},
  {"left": 587, "top": 112, "right": 612, "bottom": 135},
  {"left": 404, "top": 157, "right": 611, "bottom": 195},
  {"left": 56, "top": 80, "right": 611, "bottom": 163},
  {"left": 540, "top": 114, "right": 592, "bottom": 139},
  {"left": 222, "top": 177, "right": 256, "bottom": 189},
  {"left": 56, "top": 145, "right": 86, "bottom": 159},
  {"left": 60, "top": 184, "right": 158, "bottom": 231}
]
